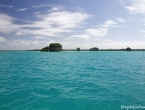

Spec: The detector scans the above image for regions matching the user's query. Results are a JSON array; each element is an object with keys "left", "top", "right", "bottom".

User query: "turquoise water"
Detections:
[{"left": 0, "top": 51, "right": 145, "bottom": 110}]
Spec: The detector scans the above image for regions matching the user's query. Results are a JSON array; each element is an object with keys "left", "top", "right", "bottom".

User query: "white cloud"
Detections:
[
  {"left": 85, "top": 20, "right": 119, "bottom": 37},
  {"left": 0, "top": 14, "right": 20, "bottom": 33},
  {"left": 20, "top": 28, "right": 70, "bottom": 37},
  {"left": 102, "top": 20, "right": 117, "bottom": 27},
  {"left": 0, "top": 37, "right": 6, "bottom": 42},
  {"left": 68, "top": 34, "right": 90, "bottom": 39},
  {"left": 48, "top": 6, "right": 64, "bottom": 12},
  {"left": 0, "top": 4, "right": 14, "bottom": 8},
  {"left": 32, "top": 4, "right": 50, "bottom": 8},
  {"left": 16, "top": 4, "right": 51, "bottom": 11},
  {"left": 17, "top": 8, "right": 28, "bottom": 11},
  {"left": 85, "top": 28, "right": 108, "bottom": 36},
  {"left": 64, "top": 19, "right": 120, "bottom": 39},
  {"left": 36, "top": 11, "right": 91, "bottom": 29},
  {"left": 11, "top": 39, "right": 38, "bottom": 46},
  {"left": 0, "top": 12, "right": 123, "bottom": 43},
  {"left": 34, "top": 12, "right": 40, "bottom": 14},
  {"left": 124, "top": 0, "right": 145, "bottom": 14},
  {"left": 101, "top": 41, "right": 145, "bottom": 49},
  {"left": 16, "top": 32, "right": 22, "bottom": 36},
  {"left": 32, "top": 36, "right": 44, "bottom": 39},
  {"left": 140, "top": 30, "right": 145, "bottom": 33},
  {"left": 19, "top": 10, "right": 91, "bottom": 36},
  {"left": 0, "top": 8, "right": 91, "bottom": 37},
  {"left": 116, "top": 18, "right": 126, "bottom": 23}
]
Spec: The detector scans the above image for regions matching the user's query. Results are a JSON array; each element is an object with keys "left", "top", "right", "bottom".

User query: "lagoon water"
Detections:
[{"left": 0, "top": 51, "right": 145, "bottom": 110}]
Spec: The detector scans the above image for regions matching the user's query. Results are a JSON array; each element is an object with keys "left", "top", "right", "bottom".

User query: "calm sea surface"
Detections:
[{"left": 0, "top": 51, "right": 145, "bottom": 110}]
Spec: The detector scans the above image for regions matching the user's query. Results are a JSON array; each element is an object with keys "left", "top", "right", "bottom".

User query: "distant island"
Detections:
[
  {"left": 126, "top": 47, "right": 131, "bottom": 51},
  {"left": 41, "top": 43, "right": 62, "bottom": 52},
  {"left": 89, "top": 47, "right": 99, "bottom": 51},
  {"left": 30, "top": 43, "right": 145, "bottom": 52}
]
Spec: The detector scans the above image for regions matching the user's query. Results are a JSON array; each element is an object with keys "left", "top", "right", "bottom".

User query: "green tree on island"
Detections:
[
  {"left": 126, "top": 47, "right": 131, "bottom": 51},
  {"left": 90, "top": 47, "right": 99, "bottom": 51},
  {"left": 40, "top": 46, "right": 49, "bottom": 51},
  {"left": 77, "top": 47, "right": 80, "bottom": 51}
]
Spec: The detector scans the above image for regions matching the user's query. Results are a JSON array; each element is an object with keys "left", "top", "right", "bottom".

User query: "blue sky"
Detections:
[{"left": 0, "top": 0, "right": 145, "bottom": 50}]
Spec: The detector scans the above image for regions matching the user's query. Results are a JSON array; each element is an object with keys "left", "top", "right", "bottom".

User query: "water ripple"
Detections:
[{"left": 0, "top": 51, "right": 145, "bottom": 110}]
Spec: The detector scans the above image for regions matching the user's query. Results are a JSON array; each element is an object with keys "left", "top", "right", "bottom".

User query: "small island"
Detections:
[
  {"left": 77, "top": 47, "right": 80, "bottom": 51},
  {"left": 126, "top": 47, "right": 131, "bottom": 51},
  {"left": 89, "top": 47, "right": 99, "bottom": 51},
  {"left": 41, "top": 43, "right": 62, "bottom": 52}
]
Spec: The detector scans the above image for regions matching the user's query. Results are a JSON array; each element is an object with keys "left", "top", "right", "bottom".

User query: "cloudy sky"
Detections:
[{"left": 0, "top": 0, "right": 145, "bottom": 50}]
